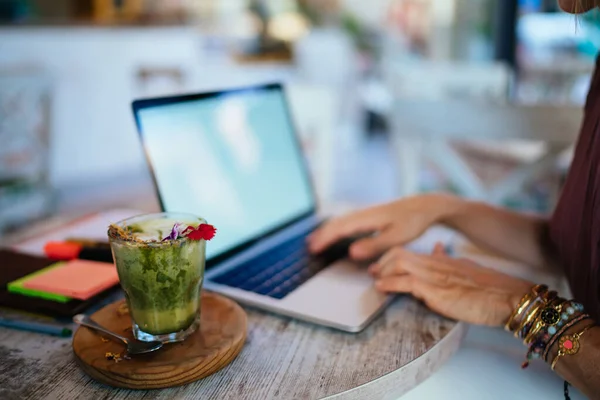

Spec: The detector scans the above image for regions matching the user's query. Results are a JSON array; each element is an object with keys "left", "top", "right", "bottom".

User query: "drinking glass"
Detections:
[{"left": 108, "top": 212, "right": 207, "bottom": 343}]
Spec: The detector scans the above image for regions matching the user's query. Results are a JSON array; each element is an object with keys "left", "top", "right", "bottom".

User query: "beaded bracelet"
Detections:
[
  {"left": 524, "top": 298, "right": 582, "bottom": 346},
  {"left": 523, "top": 309, "right": 588, "bottom": 368}
]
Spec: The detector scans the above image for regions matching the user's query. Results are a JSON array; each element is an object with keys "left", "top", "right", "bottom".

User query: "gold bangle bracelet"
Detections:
[
  {"left": 505, "top": 284, "right": 548, "bottom": 333},
  {"left": 516, "top": 299, "right": 546, "bottom": 339},
  {"left": 505, "top": 292, "right": 533, "bottom": 332},
  {"left": 550, "top": 324, "right": 595, "bottom": 370},
  {"left": 515, "top": 290, "right": 556, "bottom": 340}
]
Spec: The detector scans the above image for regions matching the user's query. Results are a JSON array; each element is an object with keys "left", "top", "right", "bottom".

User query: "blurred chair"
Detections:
[
  {"left": 390, "top": 98, "right": 582, "bottom": 207},
  {"left": 0, "top": 67, "right": 55, "bottom": 233},
  {"left": 384, "top": 59, "right": 513, "bottom": 102},
  {"left": 383, "top": 58, "right": 581, "bottom": 210},
  {"left": 285, "top": 83, "right": 338, "bottom": 209}
]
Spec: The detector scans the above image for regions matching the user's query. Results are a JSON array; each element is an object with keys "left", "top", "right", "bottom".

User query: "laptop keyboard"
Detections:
[{"left": 211, "top": 234, "right": 335, "bottom": 299}]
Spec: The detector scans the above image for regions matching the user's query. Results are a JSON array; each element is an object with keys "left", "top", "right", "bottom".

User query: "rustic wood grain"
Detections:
[
  {"left": 0, "top": 294, "right": 465, "bottom": 400},
  {"left": 72, "top": 292, "right": 247, "bottom": 390}
]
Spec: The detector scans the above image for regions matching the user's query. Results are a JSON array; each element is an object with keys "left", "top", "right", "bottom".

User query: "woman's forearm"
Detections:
[{"left": 437, "top": 197, "right": 553, "bottom": 269}]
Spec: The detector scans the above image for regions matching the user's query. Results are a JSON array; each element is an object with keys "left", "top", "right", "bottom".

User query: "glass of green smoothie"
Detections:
[{"left": 107, "top": 212, "right": 216, "bottom": 343}]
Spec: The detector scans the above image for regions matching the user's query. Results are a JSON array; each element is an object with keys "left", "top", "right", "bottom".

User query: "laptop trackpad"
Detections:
[{"left": 279, "top": 259, "right": 389, "bottom": 329}]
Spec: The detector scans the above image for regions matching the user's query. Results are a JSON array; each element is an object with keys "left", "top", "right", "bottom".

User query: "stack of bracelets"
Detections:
[{"left": 504, "top": 284, "right": 597, "bottom": 400}]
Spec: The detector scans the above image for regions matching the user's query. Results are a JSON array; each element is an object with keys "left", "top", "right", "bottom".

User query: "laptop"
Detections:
[{"left": 131, "top": 83, "right": 391, "bottom": 332}]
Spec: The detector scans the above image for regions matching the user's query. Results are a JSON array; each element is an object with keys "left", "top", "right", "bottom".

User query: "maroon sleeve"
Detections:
[{"left": 549, "top": 56, "right": 600, "bottom": 321}]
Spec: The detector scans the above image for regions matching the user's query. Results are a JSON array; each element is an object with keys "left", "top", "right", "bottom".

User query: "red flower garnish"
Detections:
[{"left": 183, "top": 224, "right": 216, "bottom": 241}]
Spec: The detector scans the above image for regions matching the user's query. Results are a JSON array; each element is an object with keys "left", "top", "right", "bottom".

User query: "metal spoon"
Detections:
[{"left": 73, "top": 314, "right": 162, "bottom": 355}]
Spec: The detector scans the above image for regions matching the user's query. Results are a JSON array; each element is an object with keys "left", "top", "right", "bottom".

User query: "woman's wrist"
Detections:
[{"left": 503, "top": 284, "right": 593, "bottom": 371}]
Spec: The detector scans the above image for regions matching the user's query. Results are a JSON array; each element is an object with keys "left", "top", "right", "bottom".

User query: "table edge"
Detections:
[{"left": 325, "top": 322, "right": 469, "bottom": 400}]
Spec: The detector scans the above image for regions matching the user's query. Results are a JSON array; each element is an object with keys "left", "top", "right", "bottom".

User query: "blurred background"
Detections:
[{"left": 0, "top": 0, "right": 598, "bottom": 234}]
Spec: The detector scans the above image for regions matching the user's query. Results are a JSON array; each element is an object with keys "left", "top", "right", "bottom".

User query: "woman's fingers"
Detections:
[
  {"left": 349, "top": 229, "right": 400, "bottom": 260},
  {"left": 374, "top": 275, "right": 428, "bottom": 303},
  {"left": 371, "top": 245, "right": 458, "bottom": 286},
  {"left": 307, "top": 207, "right": 388, "bottom": 254},
  {"left": 375, "top": 275, "right": 414, "bottom": 294},
  {"left": 369, "top": 247, "right": 405, "bottom": 277}
]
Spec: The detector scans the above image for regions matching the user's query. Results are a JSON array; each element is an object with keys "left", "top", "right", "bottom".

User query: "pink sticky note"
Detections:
[{"left": 22, "top": 259, "right": 119, "bottom": 300}]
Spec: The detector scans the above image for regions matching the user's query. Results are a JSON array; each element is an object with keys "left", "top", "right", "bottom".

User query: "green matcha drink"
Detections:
[{"left": 107, "top": 212, "right": 216, "bottom": 343}]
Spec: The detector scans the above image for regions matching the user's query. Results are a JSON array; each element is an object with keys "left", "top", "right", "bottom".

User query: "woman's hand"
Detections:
[
  {"left": 370, "top": 243, "right": 533, "bottom": 326},
  {"left": 308, "top": 193, "right": 462, "bottom": 261}
]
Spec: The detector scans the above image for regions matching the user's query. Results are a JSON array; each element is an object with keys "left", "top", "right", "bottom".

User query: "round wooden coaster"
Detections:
[{"left": 72, "top": 291, "right": 247, "bottom": 389}]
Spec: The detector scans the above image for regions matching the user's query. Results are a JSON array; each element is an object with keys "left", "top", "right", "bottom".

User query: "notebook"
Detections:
[
  {"left": 0, "top": 249, "right": 120, "bottom": 317},
  {"left": 7, "top": 262, "right": 72, "bottom": 303},
  {"left": 21, "top": 259, "right": 119, "bottom": 300}
]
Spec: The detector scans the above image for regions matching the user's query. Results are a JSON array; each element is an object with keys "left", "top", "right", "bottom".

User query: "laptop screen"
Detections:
[{"left": 133, "top": 84, "right": 316, "bottom": 261}]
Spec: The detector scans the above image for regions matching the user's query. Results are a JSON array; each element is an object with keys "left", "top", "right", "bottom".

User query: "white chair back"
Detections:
[
  {"left": 382, "top": 57, "right": 581, "bottom": 211},
  {"left": 383, "top": 58, "right": 513, "bottom": 102}
]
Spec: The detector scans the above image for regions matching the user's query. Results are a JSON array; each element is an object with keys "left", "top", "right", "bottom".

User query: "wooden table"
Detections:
[
  {"left": 0, "top": 293, "right": 465, "bottom": 400},
  {"left": 1, "top": 205, "right": 465, "bottom": 400}
]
